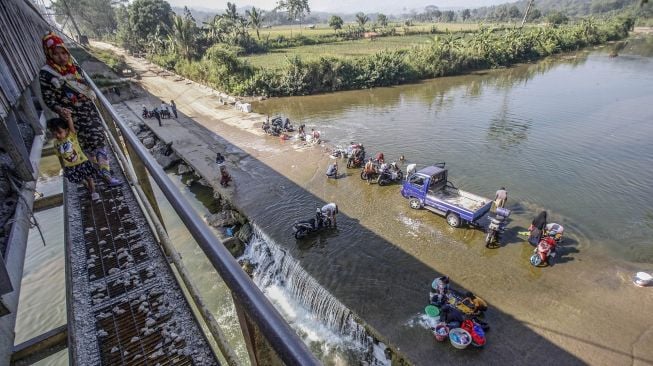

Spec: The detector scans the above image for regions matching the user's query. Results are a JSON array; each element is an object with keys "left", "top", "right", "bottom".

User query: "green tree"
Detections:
[
  {"left": 528, "top": 8, "right": 542, "bottom": 21},
  {"left": 355, "top": 12, "right": 370, "bottom": 27},
  {"left": 461, "top": 9, "right": 471, "bottom": 22},
  {"left": 328, "top": 15, "right": 344, "bottom": 32},
  {"left": 277, "top": 0, "right": 311, "bottom": 36},
  {"left": 170, "top": 14, "right": 197, "bottom": 60},
  {"left": 547, "top": 11, "right": 569, "bottom": 25},
  {"left": 377, "top": 13, "right": 388, "bottom": 27},
  {"left": 441, "top": 10, "right": 456, "bottom": 22},
  {"left": 225, "top": 2, "right": 239, "bottom": 21},
  {"left": 246, "top": 7, "right": 264, "bottom": 40},
  {"left": 128, "top": 0, "right": 173, "bottom": 48},
  {"left": 508, "top": 5, "right": 521, "bottom": 19}
]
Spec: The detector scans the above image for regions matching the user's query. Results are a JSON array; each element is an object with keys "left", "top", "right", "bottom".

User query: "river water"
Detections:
[{"left": 254, "top": 37, "right": 653, "bottom": 264}]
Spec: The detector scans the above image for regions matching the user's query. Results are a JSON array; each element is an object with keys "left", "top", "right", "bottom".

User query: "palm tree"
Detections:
[
  {"left": 171, "top": 15, "right": 195, "bottom": 60},
  {"left": 277, "top": 0, "right": 310, "bottom": 37},
  {"left": 225, "top": 2, "right": 239, "bottom": 21},
  {"left": 246, "top": 7, "right": 264, "bottom": 40},
  {"left": 355, "top": 12, "right": 369, "bottom": 28}
]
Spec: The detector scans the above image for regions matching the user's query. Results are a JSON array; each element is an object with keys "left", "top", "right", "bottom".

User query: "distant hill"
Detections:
[{"left": 471, "top": 0, "right": 642, "bottom": 19}]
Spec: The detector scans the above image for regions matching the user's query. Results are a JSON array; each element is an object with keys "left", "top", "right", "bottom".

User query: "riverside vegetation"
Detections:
[
  {"left": 54, "top": 0, "right": 647, "bottom": 97},
  {"left": 148, "top": 17, "right": 635, "bottom": 97}
]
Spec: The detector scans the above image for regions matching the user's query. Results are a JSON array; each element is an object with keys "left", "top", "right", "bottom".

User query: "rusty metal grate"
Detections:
[
  {"left": 81, "top": 185, "right": 149, "bottom": 283},
  {"left": 65, "top": 152, "right": 218, "bottom": 365},
  {"left": 95, "top": 289, "right": 192, "bottom": 365}
]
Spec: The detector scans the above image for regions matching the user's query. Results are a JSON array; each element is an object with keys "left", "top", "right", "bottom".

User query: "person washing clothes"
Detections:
[
  {"left": 494, "top": 187, "right": 508, "bottom": 209},
  {"left": 529, "top": 211, "right": 547, "bottom": 246},
  {"left": 326, "top": 161, "right": 338, "bottom": 179},
  {"left": 321, "top": 203, "right": 338, "bottom": 227}
]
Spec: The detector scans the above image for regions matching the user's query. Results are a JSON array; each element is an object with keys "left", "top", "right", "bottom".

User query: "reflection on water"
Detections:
[
  {"left": 254, "top": 37, "right": 653, "bottom": 263},
  {"left": 487, "top": 93, "right": 532, "bottom": 151}
]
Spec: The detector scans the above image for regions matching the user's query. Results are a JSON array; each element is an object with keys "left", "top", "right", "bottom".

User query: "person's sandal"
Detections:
[{"left": 107, "top": 177, "right": 122, "bottom": 187}]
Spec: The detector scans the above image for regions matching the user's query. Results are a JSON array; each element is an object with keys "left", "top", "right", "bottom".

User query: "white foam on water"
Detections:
[{"left": 240, "top": 225, "right": 392, "bottom": 364}]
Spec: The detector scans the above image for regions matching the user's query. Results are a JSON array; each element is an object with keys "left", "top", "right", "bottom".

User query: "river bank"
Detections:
[{"left": 95, "top": 39, "right": 653, "bottom": 365}]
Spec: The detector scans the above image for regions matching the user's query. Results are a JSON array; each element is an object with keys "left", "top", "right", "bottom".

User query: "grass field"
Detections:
[
  {"left": 242, "top": 34, "right": 435, "bottom": 68},
  {"left": 250, "top": 22, "right": 500, "bottom": 39}
]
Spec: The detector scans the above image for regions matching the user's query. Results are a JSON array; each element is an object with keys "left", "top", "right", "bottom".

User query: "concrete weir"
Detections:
[{"left": 113, "top": 102, "right": 404, "bottom": 364}]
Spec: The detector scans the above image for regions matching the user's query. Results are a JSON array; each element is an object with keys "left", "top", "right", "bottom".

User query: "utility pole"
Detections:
[
  {"left": 521, "top": 0, "right": 535, "bottom": 28},
  {"left": 59, "top": 0, "right": 84, "bottom": 43}
]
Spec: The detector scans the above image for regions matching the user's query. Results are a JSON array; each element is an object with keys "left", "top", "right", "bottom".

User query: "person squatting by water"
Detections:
[
  {"left": 429, "top": 276, "right": 450, "bottom": 307},
  {"left": 220, "top": 166, "right": 232, "bottom": 187},
  {"left": 321, "top": 203, "right": 338, "bottom": 227},
  {"left": 48, "top": 116, "right": 100, "bottom": 201},
  {"left": 215, "top": 152, "right": 225, "bottom": 165},
  {"left": 40, "top": 32, "right": 120, "bottom": 187},
  {"left": 439, "top": 304, "right": 465, "bottom": 329},
  {"left": 494, "top": 187, "right": 508, "bottom": 209},
  {"left": 326, "top": 161, "right": 338, "bottom": 179},
  {"left": 462, "top": 291, "right": 488, "bottom": 316}
]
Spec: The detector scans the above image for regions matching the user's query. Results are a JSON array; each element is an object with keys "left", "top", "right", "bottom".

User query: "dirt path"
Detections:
[{"left": 95, "top": 41, "right": 653, "bottom": 366}]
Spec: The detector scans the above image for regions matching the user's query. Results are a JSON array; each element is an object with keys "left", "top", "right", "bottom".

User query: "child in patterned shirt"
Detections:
[{"left": 48, "top": 115, "right": 100, "bottom": 201}]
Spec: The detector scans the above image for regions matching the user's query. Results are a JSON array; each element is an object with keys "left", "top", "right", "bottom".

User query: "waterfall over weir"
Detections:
[{"left": 241, "top": 226, "right": 391, "bottom": 365}]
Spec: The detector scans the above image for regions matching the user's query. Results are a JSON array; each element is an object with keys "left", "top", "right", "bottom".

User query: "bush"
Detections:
[{"left": 146, "top": 16, "right": 633, "bottom": 98}]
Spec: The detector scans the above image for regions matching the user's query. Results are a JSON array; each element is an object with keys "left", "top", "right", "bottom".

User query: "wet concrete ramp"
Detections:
[{"left": 64, "top": 153, "right": 218, "bottom": 365}]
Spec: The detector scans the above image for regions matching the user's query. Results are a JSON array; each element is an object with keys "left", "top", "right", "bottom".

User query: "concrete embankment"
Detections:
[{"left": 113, "top": 100, "right": 407, "bottom": 364}]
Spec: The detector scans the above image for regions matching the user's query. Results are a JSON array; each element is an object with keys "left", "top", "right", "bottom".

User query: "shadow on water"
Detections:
[{"left": 214, "top": 144, "right": 586, "bottom": 364}]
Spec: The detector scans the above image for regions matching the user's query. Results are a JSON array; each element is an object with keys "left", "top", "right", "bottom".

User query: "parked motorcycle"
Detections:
[
  {"left": 347, "top": 147, "right": 366, "bottom": 168},
  {"left": 530, "top": 235, "right": 557, "bottom": 267},
  {"left": 376, "top": 162, "right": 404, "bottom": 186},
  {"left": 271, "top": 116, "right": 294, "bottom": 132},
  {"left": 485, "top": 207, "right": 511, "bottom": 248},
  {"left": 293, "top": 210, "right": 332, "bottom": 239},
  {"left": 360, "top": 164, "right": 379, "bottom": 181},
  {"left": 262, "top": 120, "right": 281, "bottom": 136}
]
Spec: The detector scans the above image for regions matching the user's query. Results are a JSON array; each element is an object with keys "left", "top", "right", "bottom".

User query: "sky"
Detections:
[{"left": 166, "top": 0, "right": 510, "bottom": 14}]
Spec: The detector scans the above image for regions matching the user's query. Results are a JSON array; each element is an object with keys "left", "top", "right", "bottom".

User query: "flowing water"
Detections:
[{"left": 254, "top": 37, "right": 653, "bottom": 264}]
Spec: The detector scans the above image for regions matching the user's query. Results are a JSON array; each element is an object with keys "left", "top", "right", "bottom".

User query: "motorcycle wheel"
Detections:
[
  {"left": 397, "top": 171, "right": 404, "bottom": 180},
  {"left": 294, "top": 229, "right": 307, "bottom": 239},
  {"left": 360, "top": 171, "right": 367, "bottom": 180},
  {"left": 378, "top": 178, "right": 387, "bottom": 186},
  {"left": 485, "top": 231, "right": 495, "bottom": 248},
  {"left": 530, "top": 253, "right": 543, "bottom": 266}
]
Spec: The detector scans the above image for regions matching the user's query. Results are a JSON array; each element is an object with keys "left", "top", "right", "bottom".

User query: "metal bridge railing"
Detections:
[{"left": 84, "top": 71, "right": 320, "bottom": 366}]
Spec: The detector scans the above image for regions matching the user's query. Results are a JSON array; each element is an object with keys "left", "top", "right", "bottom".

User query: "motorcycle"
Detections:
[
  {"left": 346, "top": 147, "right": 366, "bottom": 168},
  {"left": 360, "top": 163, "right": 379, "bottom": 181},
  {"left": 262, "top": 120, "right": 281, "bottom": 136},
  {"left": 376, "top": 162, "right": 404, "bottom": 186},
  {"left": 271, "top": 116, "right": 294, "bottom": 133},
  {"left": 485, "top": 207, "right": 511, "bottom": 248},
  {"left": 293, "top": 210, "right": 332, "bottom": 239},
  {"left": 530, "top": 235, "right": 557, "bottom": 267}
]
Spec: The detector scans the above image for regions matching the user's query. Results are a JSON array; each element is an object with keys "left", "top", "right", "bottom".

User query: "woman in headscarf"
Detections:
[
  {"left": 40, "top": 32, "right": 119, "bottom": 186},
  {"left": 528, "top": 211, "right": 547, "bottom": 245}
]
